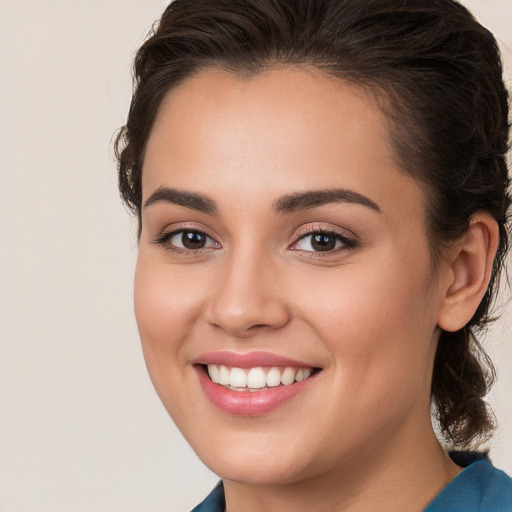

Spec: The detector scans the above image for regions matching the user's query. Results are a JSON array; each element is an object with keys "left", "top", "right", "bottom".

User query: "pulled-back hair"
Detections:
[{"left": 115, "top": 0, "right": 510, "bottom": 448}]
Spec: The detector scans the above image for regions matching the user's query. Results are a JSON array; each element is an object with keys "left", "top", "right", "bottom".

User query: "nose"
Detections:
[{"left": 204, "top": 250, "right": 291, "bottom": 338}]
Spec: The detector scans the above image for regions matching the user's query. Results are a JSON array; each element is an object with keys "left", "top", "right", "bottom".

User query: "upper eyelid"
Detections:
[
  {"left": 292, "top": 224, "right": 357, "bottom": 241},
  {"left": 158, "top": 222, "right": 219, "bottom": 240}
]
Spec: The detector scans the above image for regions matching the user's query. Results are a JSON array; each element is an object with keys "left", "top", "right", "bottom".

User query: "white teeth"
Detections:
[
  {"left": 229, "top": 367, "right": 247, "bottom": 388},
  {"left": 266, "top": 367, "right": 282, "bottom": 387},
  {"left": 280, "top": 367, "right": 296, "bottom": 386},
  {"left": 206, "top": 364, "right": 315, "bottom": 389},
  {"left": 208, "top": 364, "right": 220, "bottom": 383},
  {"left": 218, "top": 365, "right": 230, "bottom": 386},
  {"left": 247, "top": 367, "right": 267, "bottom": 388},
  {"left": 295, "top": 368, "right": 312, "bottom": 382}
]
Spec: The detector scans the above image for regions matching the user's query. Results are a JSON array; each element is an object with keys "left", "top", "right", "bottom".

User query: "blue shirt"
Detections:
[
  {"left": 424, "top": 456, "right": 512, "bottom": 512},
  {"left": 191, "top": 455, "right": 512, "bottom": 512}
]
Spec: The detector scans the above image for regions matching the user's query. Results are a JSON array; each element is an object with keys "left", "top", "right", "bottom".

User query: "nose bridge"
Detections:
[{"left": 206, "top": 242, "right": 289, "bottom": 337}]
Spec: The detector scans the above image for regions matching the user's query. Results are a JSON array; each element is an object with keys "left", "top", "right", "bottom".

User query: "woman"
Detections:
[{"left": 115, "top": 0, "right": 512, "bottom": 510}]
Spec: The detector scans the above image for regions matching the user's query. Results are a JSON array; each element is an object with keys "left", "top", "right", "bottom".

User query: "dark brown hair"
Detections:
[{"left": 115, "top": 0, "right": 510, "bottom": 448}]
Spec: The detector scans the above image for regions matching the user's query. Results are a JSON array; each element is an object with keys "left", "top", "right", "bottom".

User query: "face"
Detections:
[{"left": 135, "top": 68, "right": 448, "bottom": 485}]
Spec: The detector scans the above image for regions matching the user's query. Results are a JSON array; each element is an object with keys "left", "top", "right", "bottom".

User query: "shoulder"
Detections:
[
  {"left": 424, "top": 453, "right": 512, "bottom": 512},
  {"left": 190, "top": 481, "right": 225, "bottom": 512}
]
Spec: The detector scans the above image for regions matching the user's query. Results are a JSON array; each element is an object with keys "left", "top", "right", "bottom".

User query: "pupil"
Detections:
[
  {"left": 182, "top": 231, "right": 206, "bottom": 249},
  {"left": 311, "top": 234, "right": 335, "bottom": 252}
]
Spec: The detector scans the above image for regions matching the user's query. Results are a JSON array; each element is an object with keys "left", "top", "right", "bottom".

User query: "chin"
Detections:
[
  {"left": 204, "top": 454, "right": 312, "bottom": 486},
  {"left": 182, "top": 423, "right": 324, "bottom": 485}
]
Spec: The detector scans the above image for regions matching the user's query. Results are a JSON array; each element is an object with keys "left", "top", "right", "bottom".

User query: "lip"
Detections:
[
  {"left": 192, "top": 351, "right": 321, "bottom": 416},
  {"left": 196, "top": 367, "right": 319, "bottom": 415},
  {"left": 191, "top": 350, "right": 317, "bottom": 369}
]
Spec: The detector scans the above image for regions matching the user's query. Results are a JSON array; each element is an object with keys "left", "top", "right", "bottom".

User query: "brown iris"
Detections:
[
  {"left": 181, "top": 231, "right": 207, "bottom": 249},
  {"left": 311, "top": 233, "right": 337, "bottom": 252}
]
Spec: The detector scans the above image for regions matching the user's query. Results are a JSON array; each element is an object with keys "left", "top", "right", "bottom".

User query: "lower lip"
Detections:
[{"left": 196, "top": 367, "right": 317, "bottom": 416}]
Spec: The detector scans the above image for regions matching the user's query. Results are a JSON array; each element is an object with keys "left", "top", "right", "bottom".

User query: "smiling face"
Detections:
[{"left": 135, "top": 67, "right": 450, "bottom": 485}]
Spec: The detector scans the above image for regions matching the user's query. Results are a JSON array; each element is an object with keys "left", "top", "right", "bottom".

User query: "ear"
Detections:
[{"left": 437, "top": 213, "right": 500, "bottom": 332}]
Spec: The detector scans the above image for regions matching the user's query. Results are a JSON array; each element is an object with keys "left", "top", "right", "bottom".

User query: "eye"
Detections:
[
  {"left": 154, "top": 229, "right": 220, "bottom": 252},
  {"left": 291, "top": 230, "right": 356, "bottom": 253}
]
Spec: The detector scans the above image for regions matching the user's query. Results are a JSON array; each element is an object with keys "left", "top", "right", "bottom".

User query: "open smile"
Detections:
[
  {"left": 205, "top": 364, "right": 316, "bottom": 391},
  {"left": 192, "top": 352, "right": 322, "bottom": 415}
]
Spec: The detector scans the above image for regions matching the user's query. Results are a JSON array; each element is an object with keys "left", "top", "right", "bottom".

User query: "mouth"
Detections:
[
  {"left": 200, "top": 364, "right": 320, "bottom": 391},
  {"left": 192, "top": 352, "right": 322, "bottom": 415}
]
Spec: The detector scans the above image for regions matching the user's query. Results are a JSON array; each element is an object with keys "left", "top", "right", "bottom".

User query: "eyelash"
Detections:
[
  {"left": 153, "top": 228, "right": 220, "bottom": 255},
  {"left": 290, "top": 227, "right": 358, "bottom": 256},
  {"left": 153, "top": 226, "right": 358, "bottom": 256}
]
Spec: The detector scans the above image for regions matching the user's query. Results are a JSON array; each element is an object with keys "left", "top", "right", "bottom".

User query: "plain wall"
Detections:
[{"left": 0, "top": 1, "right": 511, "bottom": 511}]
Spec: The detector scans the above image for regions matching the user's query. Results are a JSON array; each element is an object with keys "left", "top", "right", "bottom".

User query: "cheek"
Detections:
[
  {"left": 133, "top": 253, "right": 207, "bottom": 400},
  {"left": 293, "top": 252, "right": 438, "bottom": 393},
  {"left": 134, "top": 255, "right": 202, "bottom": 347},
  {"left": 293, "top": 266, "right": 437, "bottom": 454},
  {"left": 133, "top": 254, "right": 207, "bottom": 422},
  {"left": 300, "top": 263, "right": 433, "bottom": 336}
]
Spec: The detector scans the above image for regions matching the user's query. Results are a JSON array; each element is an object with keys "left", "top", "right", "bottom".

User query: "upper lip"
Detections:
[{"left": 191, "top": 351, "right": 319, "bottom": 369}]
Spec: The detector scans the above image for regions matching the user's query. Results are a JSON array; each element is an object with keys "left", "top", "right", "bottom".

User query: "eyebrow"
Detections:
[
  {"left": 144, "top": 187, "right": 218, "bottom": 214},
  {"left": 143, "top": 186, "right": 381, "bottom": 215},
  {"left": 272, "top": 188, "right": 381, "bottom": 214}
]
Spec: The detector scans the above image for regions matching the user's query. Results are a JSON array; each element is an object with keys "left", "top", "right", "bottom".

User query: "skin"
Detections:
[{"left": 135, "top": 67, "right": 497, "bottom": 511}]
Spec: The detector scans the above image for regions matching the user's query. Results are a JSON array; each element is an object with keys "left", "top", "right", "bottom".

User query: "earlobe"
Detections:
[{"left": 437, "top": 213, "right": 499, "bottom": 332}]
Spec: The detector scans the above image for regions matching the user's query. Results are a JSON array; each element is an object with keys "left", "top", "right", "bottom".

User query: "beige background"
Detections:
[{"left": 0, "top": 1, "right": 510, "bottom": 511}]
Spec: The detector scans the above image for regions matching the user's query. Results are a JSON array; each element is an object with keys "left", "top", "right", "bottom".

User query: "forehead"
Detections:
[{"left": 142, "top": 66, "right": 425, "bottom": 221}]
